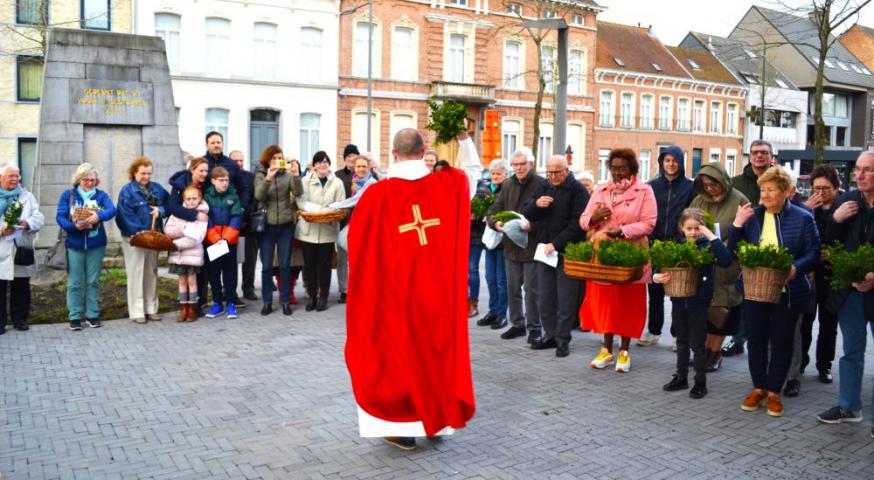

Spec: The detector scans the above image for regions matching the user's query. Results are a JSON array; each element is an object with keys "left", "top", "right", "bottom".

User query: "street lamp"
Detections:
[
  {"left": 341, "top": 0, "right": 374, "bottom": 151},
  {"left": 517, "top": 18, "right": 568, "bottom": 158}
]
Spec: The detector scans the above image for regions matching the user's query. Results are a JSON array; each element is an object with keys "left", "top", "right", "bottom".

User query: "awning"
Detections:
[{"left": 777, "top": 149, "right": 863, "bottom": 162}]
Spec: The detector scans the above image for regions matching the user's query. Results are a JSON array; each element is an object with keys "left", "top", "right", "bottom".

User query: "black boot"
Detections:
[
  {"left": 316, "top": 296, "right": 328, "bottom": 312},
  {"left": 690, "top": 381, "right": 708, "bottom": 399},
  {"left": 305, "top": 295, "right": 317, "bottom": 312},
  {"left": 663, "top": 374, "right": 689, "bottom": 392}
]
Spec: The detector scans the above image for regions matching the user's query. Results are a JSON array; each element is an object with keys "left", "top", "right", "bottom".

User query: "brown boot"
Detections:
[
  {"left": 186, "top": 303, "right": 197, "bottom": 322},
  {"left": 177, "top": 303, "right": 187, "bottom": 322},
  {"left": 467, "top": 299, "right": 479, "bottom": 318}
]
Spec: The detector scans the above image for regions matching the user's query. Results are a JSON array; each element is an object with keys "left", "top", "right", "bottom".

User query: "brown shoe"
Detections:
[
  {"left": 177, "top": 304, "right": 187, "bottom": 323},
  {"left": 146, "top": 313, "right": 162, "bottom": 321},
  {"left": 741, "top": 388, "right": 767, "bottom": 412},
  {"left": 766, "top": 392, "right": 784, "bottom": 417},
  {"left": 467, "top": 299, "right": 479, "bottom": 318},
  {"left": 185, "top": 304, "right": 197, "bottom": 322},
  {"left": 132, "top": 317, "right": 147, "bottom": 324}
]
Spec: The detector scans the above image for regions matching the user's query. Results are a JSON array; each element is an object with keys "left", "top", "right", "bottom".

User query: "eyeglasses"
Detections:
[
  {"left": 609, "top": 165, "right": 630, "bottom": 172},
  {"left": 750, "top": 150, "right": 772, "bottom": 156},
  {"left": 546, "top": 169, "right": 566, "bottom": 177},
  {"left": 214, "top": 178, "right": 230, "bottom": 183},
  {"left": 80, "top": 178, "right": 97, "bottom": 183},
  {"left": 854, "top": 167, "right": 874, "bottom": 176},
  {"left": 701, "top": 181, "right": 722, "bottom": 191},
  {"left": 511, "top": 162, "right": 528, "bottom": 168}
]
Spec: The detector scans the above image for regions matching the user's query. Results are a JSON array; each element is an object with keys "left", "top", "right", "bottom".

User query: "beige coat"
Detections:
[{"left": 295, "top": 171, "right": 346, "bottom": 244}]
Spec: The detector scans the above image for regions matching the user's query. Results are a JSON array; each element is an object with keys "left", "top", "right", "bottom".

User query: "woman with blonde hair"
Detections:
[{"left": 57, "top": 163, "right": 116, "bottom": 330}]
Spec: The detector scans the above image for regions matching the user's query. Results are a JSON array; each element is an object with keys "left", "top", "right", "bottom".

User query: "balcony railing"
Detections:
[{"left": 430, "top": 81, "right": 496, "bottom": 104}]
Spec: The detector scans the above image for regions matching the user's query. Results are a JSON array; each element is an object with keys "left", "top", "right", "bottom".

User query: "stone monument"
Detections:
[{"left": 34, "top": 28, "right": 184, "bottom": 247}]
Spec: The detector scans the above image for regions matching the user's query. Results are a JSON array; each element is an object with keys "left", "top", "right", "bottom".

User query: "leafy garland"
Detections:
[
  {"left": 823, "top": 242, "right": 874, "bottom": 289},
  {"left": 471, "top": 194, "right": 496, "bottom": 220},
  {"left": 426, "top": 99, "right": 467, "bottom": 145},
  {"left": 493, "top": 211, "right": 521, "bottom": 223},
  {"left": 650, "top": 240, "right": 716, "bottom": 271},
  {"left": 563, "top": 239, "right": 649, "bottom": 268},
  {"left": 736, "top": 241, "right": 794, "bottom": 272}
]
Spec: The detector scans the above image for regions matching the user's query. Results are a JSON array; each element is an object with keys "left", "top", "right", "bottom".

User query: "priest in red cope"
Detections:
[{"left": 345, "top": 128, "right": 481, "bottom": 451}]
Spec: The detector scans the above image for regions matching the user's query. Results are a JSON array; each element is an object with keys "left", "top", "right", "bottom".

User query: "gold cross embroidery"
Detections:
[{"left": 398, "top": 204, "right": 441, "bottom": 246}]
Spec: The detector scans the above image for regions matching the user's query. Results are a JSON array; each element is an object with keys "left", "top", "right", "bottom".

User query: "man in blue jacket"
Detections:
[
  {"left": 205, "top": 131, "right": 250, "bottom": 212},
  {"left": 639, "top": 146, "right": 694, "bottom": 347}
]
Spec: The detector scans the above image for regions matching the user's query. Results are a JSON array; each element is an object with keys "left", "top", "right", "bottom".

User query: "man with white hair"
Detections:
[
  {"left": 486, "top": 148, "right": 547, "bottom": 342},
  {"left": 521, "top": 155, "right": 589, "bottom": 357}
]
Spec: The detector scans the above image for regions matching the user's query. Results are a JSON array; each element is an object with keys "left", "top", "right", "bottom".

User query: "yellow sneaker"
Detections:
[
  {"left": 590, "top": 347, "right": 614, "bottom": 369},
  {"left": 615, "top": 350, "right": 631, "bottom": 373}
]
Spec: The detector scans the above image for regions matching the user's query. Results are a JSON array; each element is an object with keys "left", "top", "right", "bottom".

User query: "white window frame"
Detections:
[
  {"left": 391, "top": 22, "right": 418, "bottom": 81},
  {"left": 154, "top": 13, "right": 181, "bottom": 74},
  {"left": 389, "top": 111, "right": 418, "bottom": 149},
  {"left": 639, "top": 150, "right": 652, "bottom": 181},
  {"left": 538, "top": 122, "right": 554, "bottom": 169},
  {"left": 677, "top": 97, "right": 691, "bottom": 131},
  {"left": 710, "top": 101, "right": 722, "bottom": 134},
  {"left": 503, "top": 39, "right": 524, "bottom": 89},
  {"left": 599, "top": 90, "right": 615, "bottom": 127},
  {"left": 541, "top": 44, "right": 556, "bottom": 94},
  {"left": 725, "top": 149, "right": 737, "bottom": 176},
  {"left": 253, "top": 22, "right": 278, "bottom": 81},
  {"left": 299, "top": 26, "right": 323, "bottom": 83},
  {"left": 658, "top": 95, "right": 673, "bottom": 131},
  {"left": 205, "top": 18, "right": 231, "bottom": 78},
  {"left": 506, "top": 3, "right": 522, "bottom": 15},
  {"left": 299, "top": 113, "right": 321, "bottom": 166},
  {"left": 502, "top": 117, "right": 523, "bottom": 163},
  {"left": 572, "top": 14, "right": 585, "bottom": 26},
  {"left": 709, "top": 148, "right": 721, "bottom": 164},
  {"left": 566, "top": 122, "right": 586, "bottom": 169},
  {"left": 351, "top": 108, "right": 381, "bottom": 164},
  {"left": 620, "top": 91, "right": 635, "bottom": 128},
  {"left": 693, "top": 99, "right": 705, "bottom": 133},
  {"left": 726, "top": 102, "right": 738, "bottom": 135},
  {"left": 205, "top": 107, "right": 230, "bottom": 145},
  {"left": 568, "top": 48, "right": 586, "bottom": 96},
  {"left": 353, "top": 17, "right": 382, "bottom": 78},
  {"left": 640, "top": 94, "right": 654, "bottom": 130},
  {"left": 598, "top": 149, "right": 610, "bottom": 182}
]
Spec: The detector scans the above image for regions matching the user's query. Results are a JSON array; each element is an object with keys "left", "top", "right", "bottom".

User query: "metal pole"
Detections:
[
  {"left": 759, "top": 43, "right": 766, "bottom": 140},
  {"left": 366, "top": 0, "right": 373, "bottom": 151},
  {"left": 554, "top": 26, "right": 568, "bottom": 157}
]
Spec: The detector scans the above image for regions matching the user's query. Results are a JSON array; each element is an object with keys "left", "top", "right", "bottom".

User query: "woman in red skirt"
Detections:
[{"left": 579, "top": 148, "right": 657, "bottom": 373}]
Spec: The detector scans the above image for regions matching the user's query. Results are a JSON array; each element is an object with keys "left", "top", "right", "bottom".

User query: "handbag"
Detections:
[
  {"left": 251, "top": 209, "right": 267, "bottom": 233},
  {"left": 130, "top": 212, "right": 177, "bottom": 251},
  {"left": 13, "top": 240, "right": 34, "bottom": 266},
  {"left": 707, "top": 306, "right": 730, "bottom": 330},
  {"left": 45, "top": 229, "right": 68, "bottom": 270},
  {"left": 482, "top": 224, "right": 503, "bottom": 250}
]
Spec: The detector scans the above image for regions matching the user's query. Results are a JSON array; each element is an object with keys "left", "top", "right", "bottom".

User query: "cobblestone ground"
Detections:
[{"left": 2, "top": 279, "right": 873, "bottom": 480}]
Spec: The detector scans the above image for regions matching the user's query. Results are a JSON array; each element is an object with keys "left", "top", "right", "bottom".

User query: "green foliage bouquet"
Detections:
[
  {"left": 493, "top": 211, "right": 521, "bottom": 223},
  {"left": 3, "top": 201, "right": 22, "bottom": 228},
  {"left": 824, "top": 242, "right": 874, "bottom": 289},
  {"left": 736, "top": 241, "right": 793, "bottom": 271},
  {"left": 426, "top": 99, "right": 467, "bottom": 145},
  {"left": 471, "top": 194, "right": 496, "bottom": 220},
  {"left": 564, "top": 240, "right": 649, "bottom": 268},
  {"left": 650, "top": 240, "right": 716, "bottom": 271}
]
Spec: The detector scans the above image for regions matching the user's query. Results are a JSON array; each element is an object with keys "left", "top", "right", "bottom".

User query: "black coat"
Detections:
[
  {"left": 825, "top": 190, "right": 874, "bottom": 319},
  {"left": 648, "top": 146, "right": 694, "bottom": 242},
  {"left": 205, "top": 151, "right": 250, "bottom": 211},
  {"left": 239, "top": 169, "right": 257, "bottom": 235},
  {"left": 521, "top": 174, "right": 589, "bottom": 253},
  {"left": 486, "top": 173, "right": 547, "bottom": 262}
]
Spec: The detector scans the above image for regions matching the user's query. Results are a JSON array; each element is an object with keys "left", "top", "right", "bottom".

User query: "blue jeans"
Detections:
[
  {"left": 484, "top": 248, "right": 508, "bottom": 317},
  {"left": 208, "top": 243, "right": 238, "bottom": 305},
  {"left": 837, "top": 292, "right": 874, "bottom": 414},
  {"left": 67, "top": 246, "right": 105, "bottom": 321},
  {"left": 468, "top": 245, "right": 484, "bottom": 301},
  {"left": 260, "top": 222, "right": 294, "bottom": 304}
]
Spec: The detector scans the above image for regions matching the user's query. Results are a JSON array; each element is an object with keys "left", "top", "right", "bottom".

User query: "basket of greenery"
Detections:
[
  {"left": 650, "top": 240, "right": 716, "bottom": 297},
  {"left": 563, "top": 238, "right": 648, "bottom": 284},
  {"left": 426, "top": 99, "right": 468, "bottom": 145},
  {"left": 736, "top": 241, "right": 794, "bottom": 303},
  {"left": 823, "top": 242, "right": 874, "bottom": 289}
]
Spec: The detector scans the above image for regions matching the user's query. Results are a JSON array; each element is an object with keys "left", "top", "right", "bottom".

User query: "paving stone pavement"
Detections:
[{"left": 2, "top": 287, "right": 874, "bottom": 479}]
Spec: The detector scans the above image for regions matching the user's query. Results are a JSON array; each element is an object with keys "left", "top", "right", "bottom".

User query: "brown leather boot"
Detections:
[
  {"left": 177, "top": 303, "right": 186, "bottom": 322},
  {"left": 467, "top": 299, "right": 479, "bottom": 318},
  {"left": 186, "top": 303, "right": 197, "bottom": 322}
]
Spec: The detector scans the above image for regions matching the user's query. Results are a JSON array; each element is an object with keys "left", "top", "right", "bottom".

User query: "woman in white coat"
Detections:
[
  {"left": 296, "top": 151, "right": 345, "bottom": 312},
  {"left": 0, "top": 165, "right": 44, "bottom": 334}
]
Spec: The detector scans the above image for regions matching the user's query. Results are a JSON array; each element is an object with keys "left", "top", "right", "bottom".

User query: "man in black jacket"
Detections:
[
  {"left": 816, "top": 152, "right": 874, "bottom": 430},
  {"left": 205, "top": 132, "right": 249, "bottom": 212},
  {"left": 522, "top": 155, "right": 589, "bottom": 357},
  {"left": 231, "top": 150, "right": 259, "bottom": 302},
  {"left": 486, "top": 148, "right": 546, "bottom": 343},
  {"left": 640, "top": 146, "right": 694, "bottom": 347},
  {"left": 334, "top": 143, "right": 359, "bottom": 304}
]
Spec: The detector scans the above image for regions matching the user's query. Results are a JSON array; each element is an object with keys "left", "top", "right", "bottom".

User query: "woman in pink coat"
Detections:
[
  {"left": 165, "top": 185, "right": 209, "bottom": 322},
  {"left": 579, "top": 148, "right": 657, "bottom": 373}
]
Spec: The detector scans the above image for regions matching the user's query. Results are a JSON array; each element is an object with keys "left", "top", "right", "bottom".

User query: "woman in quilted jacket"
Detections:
[{"left": 165, "top": 185, "right": 209, "bottom": 322}]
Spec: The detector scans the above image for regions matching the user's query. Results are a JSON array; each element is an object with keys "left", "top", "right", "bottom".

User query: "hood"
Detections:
[
  {"left": 657, "top": 146, "right": 686, "bottom": 179},
  {"left": 693, "top": 162, "right": 732, "bottom": 198},
  {"left": 169, "top": 170, "right": 194, "bottom": 190}
]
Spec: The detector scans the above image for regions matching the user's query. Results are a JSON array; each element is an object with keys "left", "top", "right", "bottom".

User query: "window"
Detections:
[
  {"left": 599, "top": 91, "right": 614, "bottom": 127},
  {"left": 652, "top": 63, "right": 662, "bottom": 72},
  {"left": 502, "top": 119, "right": 521, "bottom": 162},
  {"left": 640, "top": 94, "right": 654, "bottom": 129},
  {"left": 18, "top": 138, "right": 36, "bottom": 191},
  {"left": 639, "top": 150, "right": 651, "bottom": 181},
  {"left": 155, "top": 13, "right": 181, "bottom": 74},
  {"left": 568, "top": 50, "right": 583, "bottom": 95},
  {"left": 17, "top": 0, "right": 47, "bottom": 25},
  {"left": 567, "top": 123, "right": 585, "bottom": 167},
  {"left": 726, "top": 150, "right": 737, "bottom": 176},
  {"left": 598, "top": 149, "right": 610, "bottom": 182},
  {"left": 300, "top": 27, "right": 323, "bottom": 82},
  {"left": 448, "top": 0, "right": 467, "bottom": 5},
  {"left": 850, "top": 63, "right": 863, "bottom": 73},
  {"left": 205, "top": 108, "right": 229, "bottom": 145},
  {"left": 252, "top": 23, "right": 277, "bottom": 80},
  {"left": 709, "top": 101, "right": 722, "bottom": 134},
  {"left": 613, "top": 57, "right": 625, "bottom": 67},
  {"left": 300, "top": 113, "right": 321, "bottom": 164},
  {"left": 81, "top": 0, "right": 110, "bottom": 30},
  {"left": 741, "top": 72, "right": 761, "bottom": 84},
  {"left": 538, "top": 123, "right": 553, "bottom": 168},
  {"left": 709, "top": 149, "right": 720, "bottom": 163},
  {"left": 390, "top": 112, "right": 415, "bottom": 141},
  {"left": 620, "top": 92, "right": 634, "bottom": 128},
  {"left": 836, "top": 126, "right": 848, "bottom": 146},
  {"left": 837, "top": 61, "right": 849, "bottom": 71},
  {"left": 205, "top": 18, "right": 231, "bottom": 77},
  {"left": 825, "top": 58, "right": 835, "bottom": 68},
  {"left": 543, "top": 10, "right": 556, "bottom": 18},
  {"left": 353, "top": 22, "right": 377, "bottom": 77},
  {"left": 448, "top": 34, "right": 466, "bottom": 83},
  {"left": 764, "top": 110, "right": 797, "bottom": 128},
  {"left": 506, "top": 3, "right": 521, "bottom": 15},
  {"left": 17, "top": 56, "right": 42, "bottom": 101},
  {"left": 744, "top": 48, "right": 756, "bottom": 58},
  {"left": 352, "top": 110, "right": 379, "bottom": 161},
  {"left": 542, "top": 45, "right": 555, "bottom": 94},
  {"left": 835, "top": 94, "right": 849, "bottom": 118},
  {"left": 392, "top": 27, "right": 415, "bottom": 81},
  {"left": 504, "top": 41, "right": 521, "bottom": 89},
  {"left": 726, "top": 103, "right": 738, "bottom": 135},
  {"left": 862, "top": 66, "right": 872, "bottom": 75},
  {"left": 687, "top": 58, "right": 701, "bottom": 70},
  {"left": 677, "top": 98, "right": 690, "bottom": 131},
  {"left": 658, "top": 96, "right": 672, "bottom": 130},
  {"left": 693, "top": 100, "right": 704, "bottom": 132},
  {"left": 572, "top": 14, "right": 585, "bottom": 26},
  {"left": 775, "top": 78, "right": 788, "bottom": 88}
]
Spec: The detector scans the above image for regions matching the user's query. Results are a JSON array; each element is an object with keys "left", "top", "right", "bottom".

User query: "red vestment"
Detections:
[{"left": 345, "top": 167, "right": 476, "bottom": 437}]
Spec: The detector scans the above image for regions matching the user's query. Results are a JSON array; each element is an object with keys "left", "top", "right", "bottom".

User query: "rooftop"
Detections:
[{"left": 595, "top": 21, "right": 689, "bottom": 78}]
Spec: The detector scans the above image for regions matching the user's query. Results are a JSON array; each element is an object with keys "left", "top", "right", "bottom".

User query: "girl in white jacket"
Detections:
[{"left": 164, "top": 185, "right": 208, "bottom": 322}]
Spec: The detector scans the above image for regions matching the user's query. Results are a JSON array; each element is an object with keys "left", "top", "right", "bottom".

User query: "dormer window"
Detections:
[
  {"left": 744, "top": 48, "right": 756, "bottom": 58},
  {"left": 613, "top": 57, "right": 625, "bottom": 67},
  {"left": 652, "top": 63, "right": 662, "bottom": 72},
  {"left": 572, "top": 14, "right": 584, "bottom": 26},
  {"left": 687, "top": 59, "right": 701, "bottom": 70}
]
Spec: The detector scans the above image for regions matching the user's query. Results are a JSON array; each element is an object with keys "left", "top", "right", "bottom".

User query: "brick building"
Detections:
[
  {"left": 592, "top": 21, "right": 746, "bottom": 183},
  {"left": 337, "top": 0, "right": 602, "bottom": 173}
]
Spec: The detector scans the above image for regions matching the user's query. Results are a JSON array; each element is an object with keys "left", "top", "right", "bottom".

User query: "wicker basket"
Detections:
[
  {"left": 130, "top": 213, "right": 177, "bottom": 252},
  {"left": 298, "top": 210, "right": 347, "bottom": 224},
  {"left": 662, "top": 267, "right": 698, "bottom": 298},
  {"left": 741, "top": 266, "right": 789, "bottom": 304},
  {"left": 563, "top": 259, "right": 643, "bottom": 284},
  {"left": 71, "top": 206, "right": 98, "bottom": 222}
]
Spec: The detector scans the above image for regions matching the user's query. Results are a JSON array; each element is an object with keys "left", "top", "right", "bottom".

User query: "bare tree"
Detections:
[{"left": 1, "top": 0, "right": 118, "bottom": 57}]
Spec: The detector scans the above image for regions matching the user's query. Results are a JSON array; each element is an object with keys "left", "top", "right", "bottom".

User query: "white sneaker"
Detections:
[
  {"left": 637, "top": 332, "right": 660, "bottom": 347},
  {"left": 672, "top": 338, "right": 678, "bottom": 352},
  {"left": 615, "top": 350, "right": 631, "bottom": 373}
]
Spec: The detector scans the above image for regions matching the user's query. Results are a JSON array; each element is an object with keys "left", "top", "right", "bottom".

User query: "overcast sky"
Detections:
[{"left": 597, "top": 0, "right": 874, "bottom": 46}]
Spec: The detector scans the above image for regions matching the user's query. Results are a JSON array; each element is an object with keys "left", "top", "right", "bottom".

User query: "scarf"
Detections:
[
  {"left": 608, "top": 177, "right": 635, "bottom": 205},
  {"left": 0, "top": 185, "right": 22, "bottom": 217},
  {"left": 76, "top": 186, "right": 99, "bottom": 237}
]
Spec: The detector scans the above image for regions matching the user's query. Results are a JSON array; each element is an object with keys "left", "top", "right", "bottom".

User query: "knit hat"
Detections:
[{"left": 343, "top": 144, "right": 360, "bottom": 158}]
